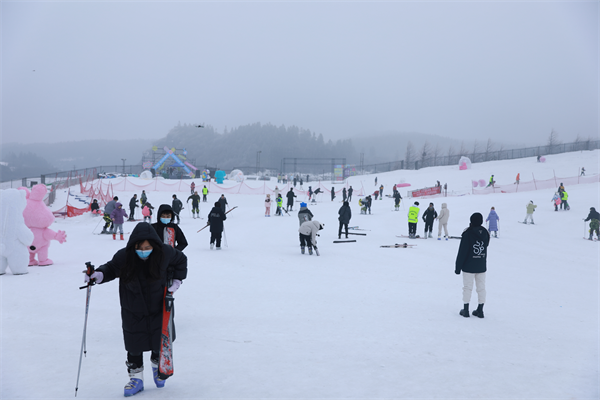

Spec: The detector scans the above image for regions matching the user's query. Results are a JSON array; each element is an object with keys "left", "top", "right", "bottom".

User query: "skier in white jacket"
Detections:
[
  {"left": 298, "top": 220, "right": 323, "bottom": 255},
  {"left": 436, "top": 203, "right": 450, "bottom": 240}
]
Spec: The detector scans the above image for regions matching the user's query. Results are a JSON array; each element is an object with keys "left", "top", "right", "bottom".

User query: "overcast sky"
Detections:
[{"left": 2, "top": 1, "right": 598, "bottom": 146}]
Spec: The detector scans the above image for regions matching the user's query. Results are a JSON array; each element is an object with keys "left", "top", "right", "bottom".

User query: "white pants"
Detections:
[
  {"left": 524, "top": 213, "right": 534, "bottom": 223},
  {"left": 462, "top": 272, "right": 486, "bottom": 304},
  {"left": 438, "top": 223, "right": 448, "bottom": 237}
]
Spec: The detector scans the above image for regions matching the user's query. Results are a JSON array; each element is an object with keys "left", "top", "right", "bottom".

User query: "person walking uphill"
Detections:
[
  {"left": 218, "top": 195, "right": 228, "bottom": 213},
  {"left": 338, "top": 201, "right": 351, "bottom": 239},
  {"left": 110, "top": 202, "right": 128, "bottom": 240},
  {"left": 486, "top": 207, "right": 499, "bottom": 238},
  {"left": 171, "top": 195, "right": 183, "bottom": 224},
  {"left": 455, "top": 213, "right": 490, "bottom": 318},
  {"left": 286, "top": 188, "right": 296, "bottom": 211},
  {"left": 187, "top": 191, "right": 201, "bottom": 219},
  {"left": 407, "top": 201, "right": 420, "bottom": 238},
  {"left": 202, "top": 185, "right": 208, "bottom": 202},
  {"left": 83, "top": 222, "right": 187, "bottom": 396},
  {"left": 422, "top": 203, "right": 437, "bottom": 238},
  {"left": 436, "top": 203, "right": 450, "bottom": 240},
  {"left": 128, "top": 194, "right": 139, "bottom": 221},
  {"left": 151, "top": 204, "right": 188, "bottom": 251},
  {"left": 208, "top": 202, "right": 227, "bottom": 250}
]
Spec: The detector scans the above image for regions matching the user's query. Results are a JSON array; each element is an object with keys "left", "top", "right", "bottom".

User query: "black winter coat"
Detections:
[
  {"left": 422, "top": 207, "right": 438, "bottom": 223},
  {"left": 171, "top": 198, "right": 183, "bottom": 214},
  {"left": 218, "top": 197, "right": 228, "bottom": 212},
  {"left": 97, "top": 223, "right": 187, "bottom": 354},
  {"left": 129, "top": 196, "right": 138, "bottom": 210},
  {"left": 338, "top": 204, "right": 352, "bottom": 224},
  {"left": 286, "top": 190, "right": 296, "bottom": 205},
  {"left": 151, "top": 204, "right": 188, "bottom": 251},
  {"left": 584, "top": 209, "right": 600, "bottom": 221},
  {"left": 208, "top": 206, "right": 227, "bottom": 233},
  {"left": 455, "top": 225, "right": 490, "bottom": 274}
]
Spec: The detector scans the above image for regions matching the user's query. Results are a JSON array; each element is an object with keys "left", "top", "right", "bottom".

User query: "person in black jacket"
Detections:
[
  {"left": 90, "top": 199, "right": 101, "bottom": 215},
  {"left": 286, "top": 188, "right": 296, "bottom": 211},
  {"left": 217, "top": 194, "right": 228, "bottom": 213},
  {"left": 151, "top": 204, "right": 188, "bottom": 251},
  {"left": 208, "top": 201, "right": 227, "bottom": 249},
  {"left": 455, "top": 213, "right": 490, "bottom": 318},
  {"left": 187, "top": 191, "right": 201, "bottom": 219},
  {"left": 128, "top": 194, "right": 139, "bottom": 221},
  {"left": 84, "top": 222, "right": 187, "bottom": 395},
  {"left": 584, "top": 207, "right": 600, "bottom": 240},
  {"left": 171, "top": 195, "right": 183, "bottom": 224},
  {"left": 347, "top": 186, "right": 353, "bottom": 203},
  {"left": 331, "top": 187, "right": 336, "bottom": 201},
  {"left": 338, "top": 201, "right": 352, "bottom": 239},
  {"left": 422, "top": 203, "right": 438, "bottom": 238}
]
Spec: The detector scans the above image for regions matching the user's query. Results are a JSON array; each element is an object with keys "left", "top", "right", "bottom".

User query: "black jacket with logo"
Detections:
[{"left": 455, "top": 225, "right": 490, "bottom": 274}]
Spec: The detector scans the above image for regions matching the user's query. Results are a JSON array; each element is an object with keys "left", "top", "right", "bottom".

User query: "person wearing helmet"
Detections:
[{"left": 297, "top": 202, "right": 314, "bottom": 227}]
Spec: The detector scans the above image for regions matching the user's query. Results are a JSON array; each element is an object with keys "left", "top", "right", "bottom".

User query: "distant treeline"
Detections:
[{"left": 150, "top": 123, "right": 356, "bottom": 171}]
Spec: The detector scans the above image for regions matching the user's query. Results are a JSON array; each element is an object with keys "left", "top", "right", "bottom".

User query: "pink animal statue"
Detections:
[{"left": 18, "top": 184, "right": 67, "bottom": 266}]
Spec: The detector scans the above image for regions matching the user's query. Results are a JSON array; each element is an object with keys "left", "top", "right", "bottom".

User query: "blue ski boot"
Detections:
[
  {"left": 151, "top": 361, "right": 166, "bottom": 388},
  {"left": 124, "top": 363, "right": 144, "bottom": 397}
]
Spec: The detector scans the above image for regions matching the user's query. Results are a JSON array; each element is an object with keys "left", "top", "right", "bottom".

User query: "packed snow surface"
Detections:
[{"left": 1, "top": 150, "right": 599, "bottom": 399}]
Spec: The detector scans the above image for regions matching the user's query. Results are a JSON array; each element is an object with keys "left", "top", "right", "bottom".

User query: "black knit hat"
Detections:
[{"left": 470, "top": 212, "right": 483, "bottom": 227}]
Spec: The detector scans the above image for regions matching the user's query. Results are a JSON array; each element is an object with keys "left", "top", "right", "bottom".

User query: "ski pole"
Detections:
[
  {"left": 91, "top": 218, "right": 103, "bottom": 234},
  {"left": 75, "top": 262, "right": 96, "bottom": 397},
  {"left": 197, "top": 206, "right": 238, "bottom": 232},
  {"left": 223, "top": 226, "right": 228, "bottom": 248}
]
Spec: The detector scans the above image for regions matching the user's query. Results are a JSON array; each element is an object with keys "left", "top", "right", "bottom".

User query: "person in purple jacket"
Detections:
[
  {"left": 110, "top": 202, "right": 128, "bottom": 241},
  {"left": 486, "top": 207, "right": 500, "bottom": 238}
]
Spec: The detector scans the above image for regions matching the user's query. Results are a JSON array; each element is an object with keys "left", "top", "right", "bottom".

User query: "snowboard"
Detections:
[{"left": 158, "top": 288, "right": 174, "bottom": 380}]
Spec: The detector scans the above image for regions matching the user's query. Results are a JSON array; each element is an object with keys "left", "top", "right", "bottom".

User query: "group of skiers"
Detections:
[{"left": 551, "top": 182, "right": 570, "bottom": 211}]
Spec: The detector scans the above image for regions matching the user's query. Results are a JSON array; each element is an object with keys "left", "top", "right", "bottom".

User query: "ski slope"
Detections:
[{"left": 1, "top": 150, "right": 599, "bottom": 399}]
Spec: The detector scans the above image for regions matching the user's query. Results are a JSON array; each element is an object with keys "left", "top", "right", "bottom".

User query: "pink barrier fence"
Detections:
[
  {"left": 79, "top": 178, "right": 365, "bottom": 197},
  {"left": 473, "top": 173, "right": 599, "bottom": 195}
]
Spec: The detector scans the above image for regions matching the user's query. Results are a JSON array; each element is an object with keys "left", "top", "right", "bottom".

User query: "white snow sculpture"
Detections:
[
  {"left": 0, "top": 189, "right": 34, "bottom": 275},
  {"left": 140, "top": 170, "right": 153, "bottom": 180},
  {"left": 228, "top": 169, "right": 245, "bottom": 182},
  {"left": 458, "top": 156, "right": 472, "bottom": 170}
]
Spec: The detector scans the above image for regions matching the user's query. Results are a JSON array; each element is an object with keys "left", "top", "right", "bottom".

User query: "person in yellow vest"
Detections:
[
  {"left": 276, "top": 194, "right": 283, "bottom": 216},
  {"left": 202, "top": 185, "right": 208, "bottom": 202},
  {"left": 560, "top": 190, "right": 569, "bottom": 210},
  {"left": 408, "top": 201, "right": 420, "bottom": 238}
]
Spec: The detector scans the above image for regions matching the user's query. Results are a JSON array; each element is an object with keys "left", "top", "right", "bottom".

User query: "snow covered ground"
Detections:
[{"left": 2, "top": 150, "right": 599, "bottom": 399}]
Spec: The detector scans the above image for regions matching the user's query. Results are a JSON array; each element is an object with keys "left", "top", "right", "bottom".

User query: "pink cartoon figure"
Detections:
[{"left": 19, "top": 184, "right": 67, "bottom": 266}]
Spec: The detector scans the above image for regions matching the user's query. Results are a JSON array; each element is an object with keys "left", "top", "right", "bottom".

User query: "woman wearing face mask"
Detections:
[
  {"left": 84, "top": 222, "right": 187, "bottom": 396},
  {"left": 151, "top": 204, "right": 188, "bottom": 251}
]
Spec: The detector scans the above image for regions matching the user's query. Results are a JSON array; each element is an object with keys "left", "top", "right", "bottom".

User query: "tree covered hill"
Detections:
[{"left": 151, "top": 123, "right": 357, "bottom": 171}]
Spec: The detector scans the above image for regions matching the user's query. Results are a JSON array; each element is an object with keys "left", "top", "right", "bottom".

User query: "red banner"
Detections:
[{"left": 410, "top": 186, "right": 441, "bottom": 197}]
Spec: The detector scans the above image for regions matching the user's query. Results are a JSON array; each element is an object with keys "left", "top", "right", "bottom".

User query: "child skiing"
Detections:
[
  {"left": 142, "top": 202, "right": 154, "bottom": 223},
  {"left": 208, "top": 201, "right": 227, "bottom": 250},
  {"left": 486, "top": 207, "right": 499, "bottom": 238},
  {"left": 551, "top": 192, "right": 561, "bottom": 211},
  {"left": 393, "top": 190, "right": 402, "bottom": 211},
  {"left": 524, "top": 201, "right": 537, "bottom": 224},
  {"left": 110, "top": 202, "right": 128, "bottom": 241},
  {"left": 276, "top": 194, "right": 283, "bottom": 216},
  {"left": 297, "top": 202, "right": 314, "bottom": 226}
]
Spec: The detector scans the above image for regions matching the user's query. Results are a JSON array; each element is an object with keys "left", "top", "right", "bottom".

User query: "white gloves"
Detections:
[
  {"left": 168, "top": 279, "right": 182, "bottom": 293},
  {"left": 84, "top": 271, "right": 103, "bottom": 284}
]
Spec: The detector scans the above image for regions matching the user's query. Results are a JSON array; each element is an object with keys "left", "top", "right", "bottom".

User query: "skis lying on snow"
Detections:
[
  {"left": 347, "top": 232, "right": 366, "bottom": 236},
  {"left": 197, "top": 206, "right": 238, "bottom": 233},
  {"left": 348, "top": 226, "right": 370, "bottom": 231},
  {"left": 583, "top": 237, "right": 598, "bottom": 241},
  {"left": 158, "top": 285, "right": 175, "bottom": 380},
  {"left": 397, "top": 235, "right": 426, "bottom": 239},
  {"left": 381, "top": 243, "right": 416, "bottom": 248},
  {"left": 518, "top": 221, "right": 536, "bottom": 225},
  {"left": 447, "top": 236, "right": 462, "bottom": 239},
  {"left": 333, "top": 240, "right": 356, "bottom": 243}
]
